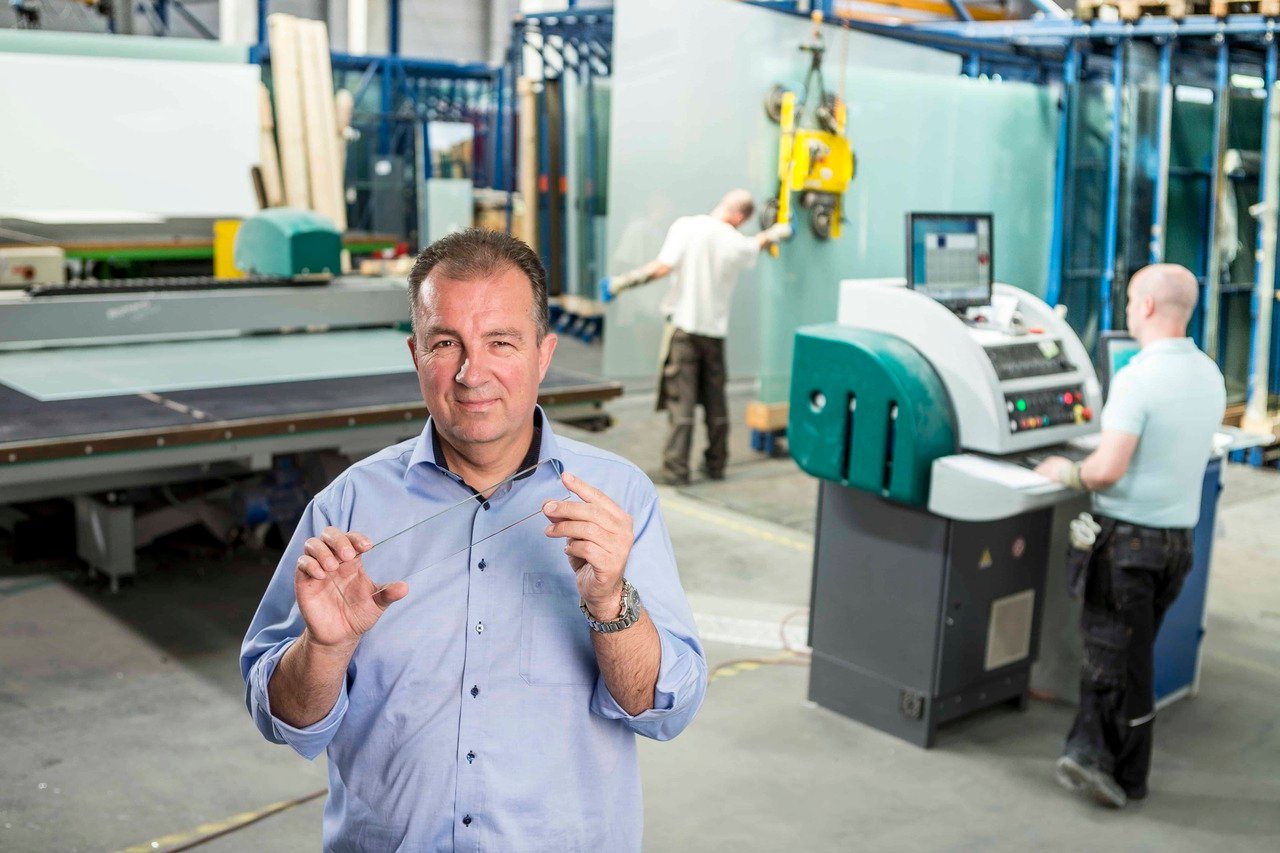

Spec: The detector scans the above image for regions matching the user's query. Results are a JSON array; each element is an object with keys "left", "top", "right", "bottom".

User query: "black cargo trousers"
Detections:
[
  {"left": 1065, "top": 519, "right": 1194, "bottom": 796},
  {"left": 660, "top": 329, "right": 729, "bottom": 482}
]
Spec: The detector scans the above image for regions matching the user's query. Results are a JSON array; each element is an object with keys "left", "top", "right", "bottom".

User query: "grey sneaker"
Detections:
[{"left": 1055, "top": 755, "right": 1127, "bottom": 809}]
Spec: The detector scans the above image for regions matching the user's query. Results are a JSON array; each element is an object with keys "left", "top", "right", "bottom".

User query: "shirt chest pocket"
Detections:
[{"left": 520, "top": 572, "right": 597, "bottom": 686}]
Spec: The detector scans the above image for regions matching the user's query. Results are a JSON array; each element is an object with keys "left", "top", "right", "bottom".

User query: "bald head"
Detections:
[
  {"left": 713, "top": 189, "right": 755, "bottom": 227},
  {"left": 1126, "top": 263, "right": 1199, "bottom": 342}
]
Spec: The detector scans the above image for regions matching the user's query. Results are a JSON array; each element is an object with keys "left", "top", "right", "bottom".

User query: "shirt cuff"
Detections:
[
  {"left": 590, "top": 628, "right": 703, "bottom": 737},
  {"left": 253, "top": 638, "right": 349, "bottom": 760}
]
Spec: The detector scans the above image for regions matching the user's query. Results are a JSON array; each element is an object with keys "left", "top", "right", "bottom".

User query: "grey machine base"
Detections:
[{"left": 808, "top": 482, "right": 1052, "bottom": 748}]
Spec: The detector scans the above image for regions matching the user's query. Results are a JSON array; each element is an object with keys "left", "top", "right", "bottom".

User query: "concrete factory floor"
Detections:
[{"left": 2, "top": 355, "right": 1278, "bottom": 850}]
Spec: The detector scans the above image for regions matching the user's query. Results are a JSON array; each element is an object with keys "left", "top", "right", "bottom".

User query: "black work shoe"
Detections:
[
  {"left": 1124, "top": 784, "right": 1148, "bottom": 802},
  {"left": 1055, "top": 755, "right": 1127, "bottom": 809},
  {"left": 656, "top": 471, "right": 690, "bottom": 487},
  {"left": 698, "top": 466, "right": 725, "bottom": 481}
]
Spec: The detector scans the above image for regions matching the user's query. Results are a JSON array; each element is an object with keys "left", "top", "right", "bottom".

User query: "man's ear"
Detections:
[
  {"left": 537, "top": 332, "right": 559, "bottom": 382},
  {"left": 407, "top": 335, "right": 418, "bottom": 359}
]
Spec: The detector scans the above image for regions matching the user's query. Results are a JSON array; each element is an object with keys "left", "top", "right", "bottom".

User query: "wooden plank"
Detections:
[
  {"left": 267, "top": 14, "right": 311, "bottom": 210},
  {"left": 310, "top": 20, "right": 346, "bottom": 231},
  {"left": 335, "top": 88, "right": 354, "bottom": 181},
  {"left": 256, "top": 82, "right": 285, "bottom": 208},
  {"left": 298, "top": 19, "right": 344, "bottom": 231}
]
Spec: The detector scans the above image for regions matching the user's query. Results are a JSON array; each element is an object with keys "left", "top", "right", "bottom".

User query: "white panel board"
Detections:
[{"left": 0, "top": 52, "right": 260, "bottom": 219}]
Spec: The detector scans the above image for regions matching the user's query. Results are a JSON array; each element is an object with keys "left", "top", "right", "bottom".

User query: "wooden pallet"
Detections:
[
  {"left": 1077, "top": 0, "right": 1195, "bottom": 22},
  {"left": 1210, "top": 0, "right": 1280, "bottom": 17}
]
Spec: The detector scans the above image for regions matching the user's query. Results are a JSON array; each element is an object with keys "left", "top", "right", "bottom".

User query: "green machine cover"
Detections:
[
  {"left": 788, "top": 324, "right": 957, "bottom": 507},
  {"left": 233, "top": 208, "right": 342, "bottom": 278}
]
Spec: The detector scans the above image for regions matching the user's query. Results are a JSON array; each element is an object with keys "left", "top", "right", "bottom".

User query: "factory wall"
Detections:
[{"left": 603, "top": 0, "right": 1057, "bottom": 394}]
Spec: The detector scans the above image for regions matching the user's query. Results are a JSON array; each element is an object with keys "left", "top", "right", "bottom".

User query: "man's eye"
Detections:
[{"left": 432, "top": 340, "right": 456, "bottom": 350}]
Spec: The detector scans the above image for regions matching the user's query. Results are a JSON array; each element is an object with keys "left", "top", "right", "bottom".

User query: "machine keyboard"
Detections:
[{"left": 1018, "top": 443, "right": 1092, "bottom": 470}]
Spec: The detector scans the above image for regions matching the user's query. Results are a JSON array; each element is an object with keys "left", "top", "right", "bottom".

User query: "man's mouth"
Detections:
[{"left": 454, "top": 398, "right": 498, "bottom": 413}]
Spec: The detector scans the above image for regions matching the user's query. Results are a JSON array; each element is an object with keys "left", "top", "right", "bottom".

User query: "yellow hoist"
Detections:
[{"left": 761, "top": 11, "right": 856, "bottom": 255}]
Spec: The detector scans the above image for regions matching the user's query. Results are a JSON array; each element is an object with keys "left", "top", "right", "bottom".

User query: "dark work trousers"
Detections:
[
  {"left": 1065, "top": 519, "right": 1193, "bottom": 796},
  {"left": 661, "top": 329, "right": 728, "bottom": 482}
]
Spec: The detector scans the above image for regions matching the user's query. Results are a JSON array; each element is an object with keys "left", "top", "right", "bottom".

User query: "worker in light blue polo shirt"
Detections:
[{"left": 1036, "top": 263, "right": 1225, "bottom": 810}]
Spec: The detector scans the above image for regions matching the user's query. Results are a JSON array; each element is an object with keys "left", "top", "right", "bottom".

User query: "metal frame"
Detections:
[
  {"left": 248, "top": 1, "right": 503, "bottom": 238},
  {"left": 505, "top": 8, "right": 615, "bottom": 296}
]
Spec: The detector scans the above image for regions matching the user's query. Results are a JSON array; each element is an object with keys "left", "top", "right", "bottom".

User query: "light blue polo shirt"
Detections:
[{"left": 1093, "top": 338, "right": 1226, "bottom": 528}]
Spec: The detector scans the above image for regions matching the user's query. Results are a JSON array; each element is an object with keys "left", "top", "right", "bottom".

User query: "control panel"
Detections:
[
  {"left": 1005, "top": 385, "right": 1091, "bottom": 434},
  {"left": 984, "top": 340, "right": 1075, "bottom": 381}
]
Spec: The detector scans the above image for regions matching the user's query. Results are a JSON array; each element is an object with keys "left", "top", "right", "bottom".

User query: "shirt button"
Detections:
[
  {"left": 475, "top": 621, "right": 484, "bottom": 634},
  {"left": 478, "top": 558, "right": 487, "bottom": 571},
  {"left": 470, "top": 685, "right": 479, "bottom": 698},
  {"left": 466, "top": 750, "right": 476, "bottom": 764},
  {"left": 462, "top": 815, "right": 472, "bottom": 827},
  {"left": 482, "top": 501, "right": 490, "bottom": 511}
]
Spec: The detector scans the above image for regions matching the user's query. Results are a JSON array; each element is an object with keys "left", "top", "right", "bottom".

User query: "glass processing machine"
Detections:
[{"left": 789, "top": 212, "right": 1103, "bottom": 747}]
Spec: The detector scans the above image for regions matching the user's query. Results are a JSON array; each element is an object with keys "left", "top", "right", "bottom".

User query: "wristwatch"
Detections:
[{"left": 581, "top": 579, "right": 642, "bottom": 634}]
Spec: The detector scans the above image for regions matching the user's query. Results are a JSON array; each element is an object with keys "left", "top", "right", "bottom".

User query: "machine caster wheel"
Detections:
[
  {"left": 764, "top": 84, "right": 789, "bottom": 123},
  {"left": 759, "top": 196, "right": 780, "bottom": 230},
  {"left": 809, "top": 201, "right": 834, "bottom": 240}
]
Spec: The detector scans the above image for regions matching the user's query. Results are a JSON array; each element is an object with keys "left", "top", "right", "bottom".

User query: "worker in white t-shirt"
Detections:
[{"left": 602, "top": 189, "right": 791, "bottom": 485}]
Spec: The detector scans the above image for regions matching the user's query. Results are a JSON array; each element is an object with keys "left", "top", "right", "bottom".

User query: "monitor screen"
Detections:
[
  {"left": 1097, "top": 330, "right": 1141, "bottom": 401},
  {"left": 905, "top": 212, "right": 993, "bottom": 310}
]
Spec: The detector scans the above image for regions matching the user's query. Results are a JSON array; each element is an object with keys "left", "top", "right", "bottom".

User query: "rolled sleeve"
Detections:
[
  {"left": 590, "top": 626, "right": 706, "bottom": 741},
  {"left": 240, "top": 493, "right": 351, "bottom": 760},
  {"left": 589, "top": 491, "right": 707, "bottom": 740},
  {"left": 247, "top": 636, "right": 349, "bottom": 760}
]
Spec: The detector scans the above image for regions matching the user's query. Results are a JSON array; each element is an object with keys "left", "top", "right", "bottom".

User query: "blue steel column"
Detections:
[
  {"left": 1100, "top": 40, "right": 1126, "bottom": 334},
  {"left": 1045, "top": 40, "right": 1079, "bottom": 307},
  {"left": 1150, "top": 39, "right": 1175, "bottom": 264},
  {"left": 1202, "top": 39, "right": 1231, "bottom": 357},
  {"left": 1247, "top": 36, "right": 1278, "bottom": 465}
]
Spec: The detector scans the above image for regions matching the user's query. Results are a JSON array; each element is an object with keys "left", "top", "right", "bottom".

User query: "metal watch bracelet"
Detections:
[{"left": 580, "top": 579, "right": 642, "bottom": 634}]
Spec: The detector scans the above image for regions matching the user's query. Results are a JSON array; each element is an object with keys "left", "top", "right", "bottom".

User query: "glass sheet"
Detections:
[
  {"left": 324, "top": 459, "right": 576, "bottom": 605},
  {"left": 0, "top": 328, "right": 413, "bottom": 402}
]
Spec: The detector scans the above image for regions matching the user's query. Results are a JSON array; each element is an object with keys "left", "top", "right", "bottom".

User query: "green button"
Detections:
[{"left": 1016, "top": 399, "right": 1027, "bottom": 411}]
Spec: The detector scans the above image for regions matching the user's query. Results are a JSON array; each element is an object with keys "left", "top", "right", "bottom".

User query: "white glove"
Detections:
[
  {"left": 763, "top": 222, "right": 794, "bottom": 243},
  {"left": 1069, "top": 512, "right": 1102, "bottom": 550}
]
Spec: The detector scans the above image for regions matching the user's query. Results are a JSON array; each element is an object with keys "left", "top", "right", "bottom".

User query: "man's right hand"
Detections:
[{"left": 296, "top": 526, "right": 409, "bottom": 651}]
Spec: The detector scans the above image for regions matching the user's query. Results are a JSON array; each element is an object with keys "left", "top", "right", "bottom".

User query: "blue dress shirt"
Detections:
[{"left": 240, "top": 408, "right": 707, "bottom": 852}]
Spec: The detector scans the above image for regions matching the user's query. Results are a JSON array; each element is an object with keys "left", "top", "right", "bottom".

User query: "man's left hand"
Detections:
[
  {"left": 543, "top": 472, "right": 633, "bottom": 620},
  {"left": 1034, "top": 456, "right": 1071, "bottom": 482}
]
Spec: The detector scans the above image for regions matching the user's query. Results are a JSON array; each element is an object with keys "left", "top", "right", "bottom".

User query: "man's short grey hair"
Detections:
[
  {"left": 716, "top": 189, "right": 755, "bottom": 221},
  {"left": 407, "top": 228, "right": 550, "bottom": 340}
]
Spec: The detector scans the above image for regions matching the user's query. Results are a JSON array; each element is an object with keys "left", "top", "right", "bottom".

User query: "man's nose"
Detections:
[{"left": 453, "top": 353, "right": 492, "bottom": 387}]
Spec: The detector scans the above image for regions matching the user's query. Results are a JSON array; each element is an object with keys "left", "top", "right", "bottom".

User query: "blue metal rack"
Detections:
[
  {"left": 503, "top": 7, "right": 614, "bottom": 342},
  {"left": 249, "top": 1, "right": 503, "bottom": 240}
]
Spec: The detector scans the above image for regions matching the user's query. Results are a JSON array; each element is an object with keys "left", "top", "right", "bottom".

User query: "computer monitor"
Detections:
[
  {"left": 905, "top": 212, "right": 993, "bottom": 310},
  {"left": 1097, "top": 330, "right": 1141, "bottom": 401}
]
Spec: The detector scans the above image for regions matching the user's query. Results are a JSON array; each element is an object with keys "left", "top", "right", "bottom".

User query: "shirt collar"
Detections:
[
  {"left": 405, "top": 406, "right": 564, "bottom": 495},
  {"left": 1133, "top": 336, "right": 1195, "bottom": 362}
]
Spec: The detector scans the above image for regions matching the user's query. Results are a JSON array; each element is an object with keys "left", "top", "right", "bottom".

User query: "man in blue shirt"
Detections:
[
  {"left": 241, "top": 229, "right": 707, "bottom": 851},
  {"left": 1036, "top": 263, "right": 1225, "bottom": 809}
]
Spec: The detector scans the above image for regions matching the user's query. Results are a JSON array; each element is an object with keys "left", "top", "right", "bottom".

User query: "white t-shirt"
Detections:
[
  {"left": 657, "top": 214, "right": 760, "bottom": 338},
  {"left": 1092, "top": 338, "right": 1226, "bottom": 528}
]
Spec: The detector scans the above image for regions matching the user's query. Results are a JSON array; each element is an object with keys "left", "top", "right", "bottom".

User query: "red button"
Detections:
[
  {"left": 1082, "top": 407, "right": 1093, "bottom": 421},
  {"left": 1063, "top": 392, "right": 1074, "bottom": 405}
]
